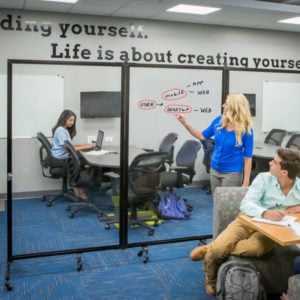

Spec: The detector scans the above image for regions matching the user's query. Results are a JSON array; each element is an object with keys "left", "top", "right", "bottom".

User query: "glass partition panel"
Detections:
[
  {"left": 127, "top": 66, "right": 223, "bottom": 244},
  {"left": 10, "top": 62, "right": 122, "bottom": 255}
]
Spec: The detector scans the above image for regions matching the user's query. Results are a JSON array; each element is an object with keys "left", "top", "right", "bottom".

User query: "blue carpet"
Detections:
[{"left": 0, "top": 187, "right": 216, "bottom": 299}]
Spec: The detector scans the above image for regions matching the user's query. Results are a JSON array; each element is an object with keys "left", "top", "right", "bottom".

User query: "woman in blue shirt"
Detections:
[
  {"left": 51, "top": 109, "right": 93, "bottom": 199},
  {"left": 178, "top": 93, "right": 254, "bottom": 193}
]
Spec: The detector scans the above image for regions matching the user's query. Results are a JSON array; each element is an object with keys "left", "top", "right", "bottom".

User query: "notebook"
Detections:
[{"left": 252, "top": 216, "right": 300, "bottom": 236}]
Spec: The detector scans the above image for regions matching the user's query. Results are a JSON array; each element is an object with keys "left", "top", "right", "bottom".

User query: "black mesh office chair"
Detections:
[
  {"left": 158, "top": 132, "right": 178, "bottom": 167},
  {"left": 285, "top": 133, "right": 300, "bottom": 150},
  {"left": 200, "top": 138, "right": 215, "bottom": 194},
  {"left": 143, "top": 132, "right": 178, "bottom": 168},
  {"left": 104, "top": 151, "right": 167, "bottom": 236},
  {"left": 264, "top": 129, "right": 287, "bottom": 146},
  {"left": 36, "top": 132, "right": 68, "bottom": 207},
  {"left": 161, "top": 140, "right": 201, "bottom": 190},
  {"left": 63, "top": 140, "right": 104, "bottom": 218}
]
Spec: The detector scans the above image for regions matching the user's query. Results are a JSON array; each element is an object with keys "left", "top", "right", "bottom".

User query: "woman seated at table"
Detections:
[{"left": 51, "top": 109, "right": 93, "bottom": 199}]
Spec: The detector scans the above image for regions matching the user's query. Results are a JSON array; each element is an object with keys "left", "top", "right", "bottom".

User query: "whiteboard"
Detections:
[
  {"left": 11, "top": 74, "right": 64, "bottom": 138},
  {"left": 262, "top": 81, "right": 300, "bottom": 132},
  {"left": 129, "top": 67, "right": 223, "bottom": 147}
]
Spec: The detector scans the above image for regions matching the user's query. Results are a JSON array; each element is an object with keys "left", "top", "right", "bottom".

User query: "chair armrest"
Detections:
[
  {"left": 169, "top": 165, "right": 189, "bottom": 171},
  {"left": 213, "top": 186, "right": 248, "bottom": 238},
  {"left": 104, "top": 171, "right": 120, "bottom": 179},
  {"left": 142, "top": 148, "right": 154, "bottom": 152}
]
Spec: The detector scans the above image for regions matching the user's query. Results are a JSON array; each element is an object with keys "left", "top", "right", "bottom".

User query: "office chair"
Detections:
[
  {"left": 200, "top": 138, "right": 215, "bottom": 194},
  {"left": 36, "top": 132, "right": 68, "bottom": 207},
  {"left": 160, "top": 140, "right": 201, "bottom": 190},
  {"left": 143, "top": 132, "right": 178, "bottom": 168},
  {"left": 63, "top": 140, "right": 104, "bottom": 219},
  {"left": 104, "top": 151, "right": 167, "bottom": 236},
  {"left": 264, "top": 128, "right": 287, "bottom": 146},
  {"left": 285, "top": 133, "right": 300, "bottom": 150},
  {"left": 158, "top": 132, "right": 178, "bottom": 167}
]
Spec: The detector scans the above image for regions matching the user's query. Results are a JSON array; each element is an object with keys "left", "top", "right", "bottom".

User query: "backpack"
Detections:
[
  {"left": 157, "top": 192, "right": 192, "bottom": 220},
  {"left": 216, "top": 259, "right": 267, "bottom": 300}
]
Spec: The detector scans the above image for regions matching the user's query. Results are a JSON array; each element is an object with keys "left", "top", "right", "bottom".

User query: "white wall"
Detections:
[{"left": 0, "top": 9, "right": 300, "bottom": 193}]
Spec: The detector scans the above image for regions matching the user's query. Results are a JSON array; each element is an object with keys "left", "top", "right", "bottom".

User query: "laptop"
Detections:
[
  {"left": 94, "top": 130, "right": 104, "bottom": 150},
  {"left": 84, "top": 130, "right": 117, "bottom": 154},
  {"left": 82, "top": 130, "right": 104, "bottom": 152}
]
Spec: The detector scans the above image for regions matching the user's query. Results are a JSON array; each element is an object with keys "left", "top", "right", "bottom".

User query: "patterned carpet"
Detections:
[{"left": 0, "top": 187, "right": 216, "bottom": 299}]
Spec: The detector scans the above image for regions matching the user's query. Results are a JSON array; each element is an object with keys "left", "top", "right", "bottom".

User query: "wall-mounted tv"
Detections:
[
  {"left": 80, "top": 91, "right": 121, "bottom": 118},
  {"left": 244, "top": 93, "right": 256, "bottom": 117}
]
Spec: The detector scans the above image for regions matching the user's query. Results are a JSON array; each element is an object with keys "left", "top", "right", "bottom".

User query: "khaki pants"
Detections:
[{"left": 204, "top": 217, "right": 276, "bottom": 284}]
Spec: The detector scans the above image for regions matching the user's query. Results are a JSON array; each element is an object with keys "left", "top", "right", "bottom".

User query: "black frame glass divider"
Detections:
[
  {"left": 124, "top": 63, "right": 225, "bottom": 260},
  {"left": 5, "top": 59, "right": 125, "bottom": 291},
  {"left": 5, "top": 60, "right": 228, "bottom": 291}
]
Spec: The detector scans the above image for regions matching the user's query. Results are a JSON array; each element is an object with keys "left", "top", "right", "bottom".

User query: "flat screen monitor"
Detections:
[
  {"left": 80, "top": 91, "right": 121, "bottom": 118},
  {"left": 244, "top": 93, "right": 256, "bottom": 117}
]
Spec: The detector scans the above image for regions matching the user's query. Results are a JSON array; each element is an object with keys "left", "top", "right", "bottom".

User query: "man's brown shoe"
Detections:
[
  {"left": 205, "top": 282, "right": 216, "bottom": 296},
  {"left": 189, "top": 245, "right": 207, "bottom": 261}
]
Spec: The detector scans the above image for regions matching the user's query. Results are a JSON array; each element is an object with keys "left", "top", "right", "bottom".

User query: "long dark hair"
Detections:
[{"left": 52, "top": 109, "right": 77, "bottom": 139}]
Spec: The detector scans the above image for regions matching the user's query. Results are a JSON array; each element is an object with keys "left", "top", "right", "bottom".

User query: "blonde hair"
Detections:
[{"left": 220, "top": 93, "right": 253, "bottom": 145}]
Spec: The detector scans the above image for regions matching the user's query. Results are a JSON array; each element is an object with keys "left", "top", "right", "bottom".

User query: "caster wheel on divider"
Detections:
[
  {"left": 137, "top": 250, "right": 143, "bottom": 257},
  {"left": 5, "top": 281, "right": 13, "bottom": 291},
  {"left": 105, "top": 224, "right": 110, "bottom": 230},
  {"left": 143, "top": 255, "right": 149, "bottom": 264},
  {"left": 77, "top": 263, "right": 82, "bottom": 272}
]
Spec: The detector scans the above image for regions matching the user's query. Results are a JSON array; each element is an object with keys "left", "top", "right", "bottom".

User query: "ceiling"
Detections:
[{"left": 1, "top": 0, "right": 300, "bottom": 33}]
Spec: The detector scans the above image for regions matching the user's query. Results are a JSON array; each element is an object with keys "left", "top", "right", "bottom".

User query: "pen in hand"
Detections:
[{"left": 264, "top": 207, "right": 285, "bottom": 221}]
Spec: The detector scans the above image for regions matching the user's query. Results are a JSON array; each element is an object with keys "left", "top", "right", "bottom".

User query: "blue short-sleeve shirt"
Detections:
[
  {"left": 51, "top": 126, "right": 72, "bottom": 159},
  {"left": 202, "top": 115, "right": 254, "bottom": 172}
]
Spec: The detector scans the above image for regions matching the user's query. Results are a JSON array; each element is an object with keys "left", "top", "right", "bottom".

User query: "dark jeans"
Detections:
[{"left": 294, "top": 256, "right": 300, "bottom": 275}]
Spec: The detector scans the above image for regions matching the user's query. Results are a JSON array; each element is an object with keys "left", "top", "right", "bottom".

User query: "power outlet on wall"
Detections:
[{"left": 105, "top": 136, "right": 113, "bottom": 142}]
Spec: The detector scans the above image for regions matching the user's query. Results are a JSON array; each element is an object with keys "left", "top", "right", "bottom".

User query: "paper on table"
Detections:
[
  {"left": 288, "top": 222, "right": 300, "bottom": 236},
  {"left": 85, "top": 150, "right": 111, "bottom": 156},
  {"left": 252, "top": 215, "right": 297, "bottom": 227}
]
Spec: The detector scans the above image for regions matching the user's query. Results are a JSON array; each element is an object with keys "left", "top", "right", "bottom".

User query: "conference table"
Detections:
[
  {"left": 80, "top": 145, "right": 144, "bottom": 168},
  {"left": 253, "top": 141, "right": 280, "bottom": 160},
  {"left": 238, "top": 213, "right": 300, "bottom": 246}
]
